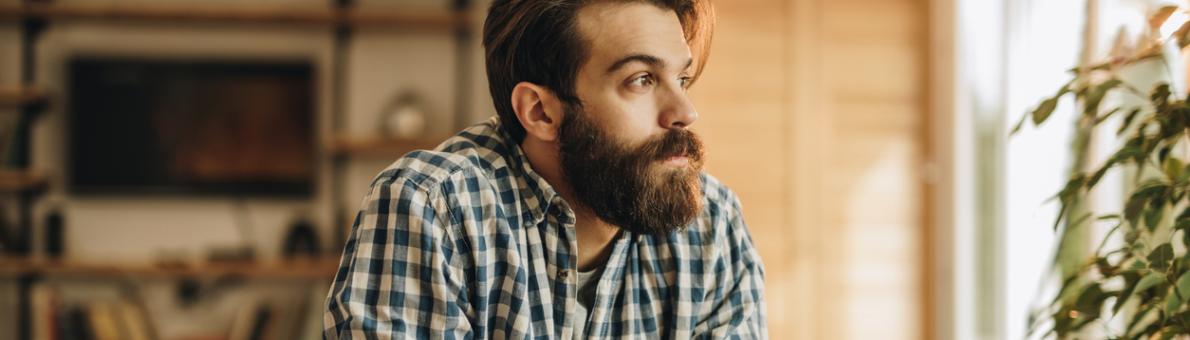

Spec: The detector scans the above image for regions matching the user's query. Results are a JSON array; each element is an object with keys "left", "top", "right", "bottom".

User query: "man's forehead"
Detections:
[{"left": 576, "top": 2, "right": 692, "bottom": 69}]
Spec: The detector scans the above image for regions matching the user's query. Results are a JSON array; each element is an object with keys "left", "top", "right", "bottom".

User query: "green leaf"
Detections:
[
  {"left": 1010, "top": 111, "right": 1030, "bottom": 136},
  {"left": 1166, "top": 158, "right": 1186, "bottom": 183},
  {"left": 1168, "top": 286, "right": 1183, "bottom": 315},
  {"left": 1116, "top": 272, "right": 1143, "bottom": 315},
  {"left": 1127, "top": 192, "right": 1151, "bottom": 227},
  {"left": 1095, "top": 107, "right": 1123, "bottom": 124},
  {"left": 1168, "top": 273, "right": 1190, "bottom": 313},
  {"left": 1032, "top": 98, "right": 1059, "bottom": 125},
  {"left": 1118, "top": 108, "right": 1143, "bottom": 136},
  {"left": 1084, "top": 79, "right": 1123, "bottom": 117},
  {"left": 1088, "top": 164, "right": 1112, "bottom": 189},
  {"left": 1149, "top": 244, "right": 1175, "bottom": 271},
  {"left": 1067, "top": 62, "right": 1112, "bottom": 74},
  {"left": 1132, "top": 258, "right": 1147, "bottom": 270},
  {"left": 1051, "top": 174, "right": 1088, "bottom": 230},
  {"left": 1152, "top": 84, "right": 1172, "bottom": 112},
  {"left": 1069, "top": 213, "right": 1093, "bottom": 231},
  {"left": 1053, "top": 274, "right": 1083, "bottom": 307},
  {"left": 1145, "top": 204, "right": 1166, "bottom": 232},
  {"left": 1065, "top": 284, "right": 1109, "bottom": 332},
  {"left": 1053, "top": 204, "right": 1068, "bottom": 232},
  {"left": 1099, "top": 78, "right": 1124, "bottom": 93},
  {"left": 1096, "top": 257, "right": 1116, "bottom": 276},
  {"left": 1119, "top": 272, "right": 1164, "bottom": 332},
  {"left": 1126, "top": 305, "right": 1158, "bottom": 337},
  {"left": 1137, "top": 272, "right": 1166, "bottom": 295},
  {"left": 1127, "top": 183, "right": 1170, "bottom": 229},
  {"left": 1137, "top": 182, "right": 1171, "bottom": 196},
  {"left": 1184, "top": 227, "right": 1190, "bottom": 248}
]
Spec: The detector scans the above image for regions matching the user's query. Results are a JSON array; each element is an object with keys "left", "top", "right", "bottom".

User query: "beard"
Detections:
[{"left": 557, "top": 103, "right": 706, "bottom": 236}]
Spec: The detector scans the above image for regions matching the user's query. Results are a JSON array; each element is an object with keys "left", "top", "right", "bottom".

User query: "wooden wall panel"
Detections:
[{"left": 692, "top": 0, "right": 929, "bottom": 338}]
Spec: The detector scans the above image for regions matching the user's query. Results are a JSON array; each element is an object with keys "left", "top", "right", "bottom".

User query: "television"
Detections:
[{"left": 68, "top": 57, "right": 316, "bottom": 197}]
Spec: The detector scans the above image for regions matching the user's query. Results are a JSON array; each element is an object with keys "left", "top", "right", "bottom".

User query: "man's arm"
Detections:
[
  {"left": 693, "top": 195, "right": 768, "bottom": 339},
  {"left": 323, "top": 176, "right": 472, "bottom": 339}
]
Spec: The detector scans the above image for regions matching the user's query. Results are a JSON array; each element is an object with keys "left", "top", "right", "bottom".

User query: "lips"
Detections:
[
  {"left": 638, "top": 128, "right": 703, "bottom": 168},
  {"left": 662, "top": 156, "right": 690, "bottom": 167},
  {"left": 658, "top": 144, "right": 688, "bottom": 161}
]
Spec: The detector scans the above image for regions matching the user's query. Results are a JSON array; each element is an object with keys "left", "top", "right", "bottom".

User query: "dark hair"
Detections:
[{"left": 482, "top": 0, "right": 715, "bottom": 142}]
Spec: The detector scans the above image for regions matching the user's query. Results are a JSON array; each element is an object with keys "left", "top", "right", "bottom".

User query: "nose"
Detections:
[{"left": 659, "top": 86, "right": 698, "bottom": 129}]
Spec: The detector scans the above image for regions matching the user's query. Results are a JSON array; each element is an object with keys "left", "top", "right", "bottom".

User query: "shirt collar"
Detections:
[{"left": 487, "top": 117, "right": 574, "bottom": 226}]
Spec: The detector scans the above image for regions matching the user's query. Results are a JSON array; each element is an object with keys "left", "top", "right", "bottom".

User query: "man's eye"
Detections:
[{"left": 629, "top": 74, "right": 655, "bottom": 88}]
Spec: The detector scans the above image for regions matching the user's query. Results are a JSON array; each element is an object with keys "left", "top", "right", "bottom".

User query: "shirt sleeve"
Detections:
[
  {"left": 323, "top": 175, "right": 472, "bottom": 339},
  {"left": 693, "top": 194, "right": 769, "bottom": 340}
]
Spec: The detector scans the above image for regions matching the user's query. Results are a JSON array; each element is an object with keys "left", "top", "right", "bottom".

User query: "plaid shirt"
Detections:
[{"left": 323, "top": 117, "right": 767, "bottom": 339}]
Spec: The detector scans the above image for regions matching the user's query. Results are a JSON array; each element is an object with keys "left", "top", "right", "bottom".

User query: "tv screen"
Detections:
[{"left": 68, "top": 57, "right": 316, "bottom": 196}]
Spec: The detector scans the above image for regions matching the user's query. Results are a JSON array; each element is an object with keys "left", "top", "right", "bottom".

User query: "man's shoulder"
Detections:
[
  {"left": 370, "top": 118, "right": 517, "bottom": 195},
  {"left": 685, "top": 172, "right": 762, "bottom": 268},
  {"left": 698, "top": 172, "right": 743, "bottom": 217}
]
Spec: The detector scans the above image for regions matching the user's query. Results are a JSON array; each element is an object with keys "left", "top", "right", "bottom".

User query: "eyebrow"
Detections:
[{"left": 605, "top": 54, "right": 693, "bottom": 74}]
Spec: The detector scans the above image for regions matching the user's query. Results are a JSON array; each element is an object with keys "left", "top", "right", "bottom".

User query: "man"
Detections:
[{"left": 323, "top": 0, "right": 766, "bottom": 338}]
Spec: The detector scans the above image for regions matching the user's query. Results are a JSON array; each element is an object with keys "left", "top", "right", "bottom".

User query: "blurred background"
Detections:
[{"left": 0, "top": 0, "right": 1178, "bottom": 339}]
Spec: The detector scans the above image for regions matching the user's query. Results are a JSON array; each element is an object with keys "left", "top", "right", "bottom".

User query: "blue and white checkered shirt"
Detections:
[{"left": 323, "top": 117, "right": 767, "bottom": 339}]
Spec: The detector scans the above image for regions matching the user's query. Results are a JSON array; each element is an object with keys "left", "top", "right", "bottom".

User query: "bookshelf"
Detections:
[
  {"left": 0, "top": 86, "right": 47, "bottom": 108},
  {"left": 0, "top": 3, "right": 468, "bottom": 29},
  {"left": 0, "top": 170, "right": 47, "bottom": 193},
  {"left": 0, "top": 257, "right": 340, "bottom": 280},
  {"left": 3, "top": 0, "right": 476, "bottom": 338},
  {"left": 13, "top": 256, "right": 336, "bottom": 340}
]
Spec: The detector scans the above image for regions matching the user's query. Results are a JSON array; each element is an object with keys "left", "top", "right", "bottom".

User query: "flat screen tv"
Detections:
[{"left": 68, "top": 57, "right": 316, "bottom": 197}]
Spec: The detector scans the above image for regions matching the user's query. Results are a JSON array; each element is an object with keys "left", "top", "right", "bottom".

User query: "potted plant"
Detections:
[{"left": 1019, "top": 6, "right": 1190, "bottom": 338}]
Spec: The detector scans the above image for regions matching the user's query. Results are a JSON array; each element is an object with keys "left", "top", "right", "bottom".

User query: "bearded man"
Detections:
[{"left": 323, "top": 0, "right": 766, "bottom": 338}]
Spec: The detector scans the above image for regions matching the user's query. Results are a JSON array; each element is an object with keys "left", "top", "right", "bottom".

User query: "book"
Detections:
[
  {"left": 30, "top": 283, "right": 57, "bottom": 340},
  {"left": 57, "top": 305, "right": 94, "bottom": 340},
  {"left": 87, "top": 303, "right": 121, "bottom": 340},
  {"left": 115, "top": 301, "right": 153, "bottom": 340},
  {"left": 296, "top": 283, "right": 331, "bottom": 340},
  {"left": 228, "top": 300, "right": 272, "bottom": 340}
]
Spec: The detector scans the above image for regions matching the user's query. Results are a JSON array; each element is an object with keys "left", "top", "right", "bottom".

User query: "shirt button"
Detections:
[{"left": 558, "top": 269, "right": 569, "bottom": 280}]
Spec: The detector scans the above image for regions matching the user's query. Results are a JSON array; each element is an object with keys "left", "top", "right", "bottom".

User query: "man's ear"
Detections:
[{"left": 510, "top": 82, "right": 564, "bottom": 142}]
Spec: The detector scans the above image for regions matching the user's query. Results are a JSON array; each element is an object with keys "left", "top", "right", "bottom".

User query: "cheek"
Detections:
[
  {"left": 599, "top": 101, "right": 659, "bottom": 144},
  {"left": 579, "top": 78, "right": 662, "bottom": 140},
  {"left": 578, "top": 103, "right": 644, "bottom": 144}
]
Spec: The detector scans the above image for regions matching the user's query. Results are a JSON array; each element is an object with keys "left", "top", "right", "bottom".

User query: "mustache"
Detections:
[{"left": 637, "top": 128, "right": 704, "bottom": 163}]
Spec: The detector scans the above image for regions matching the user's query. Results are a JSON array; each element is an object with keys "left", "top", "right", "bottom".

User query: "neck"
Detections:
[{"left": 521, "top": 137, "right": 621, "bottom": 272}]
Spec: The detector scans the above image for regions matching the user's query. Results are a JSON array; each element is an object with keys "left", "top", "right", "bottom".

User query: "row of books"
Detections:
[
  {"left": 28, "top": 283, "right": 327, "bottom": 340},
  {"left": 31, "top": 284, "right": 153, "bottom": 340}
]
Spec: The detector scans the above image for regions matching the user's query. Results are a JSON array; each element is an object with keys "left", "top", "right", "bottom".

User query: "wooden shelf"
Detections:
[
  {"left": 0, "top": 170, "right": 47, "bottom": 193},
  {"left": 0, "top": 87, "right": 48, "bottom": 108},
  {"left": 0, "top": 3, "right": 468, "bottom": 30},
  {"left": 329, "top": 136, "right": 447, "bottom": 157},
  {"left": 0, "top": 257, "right": 340, "bottom": 280}
]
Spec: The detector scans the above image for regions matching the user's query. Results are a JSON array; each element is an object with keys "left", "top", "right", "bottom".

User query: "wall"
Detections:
[{"left": 691, "top": 0, "right": 931, "bottom": 338}]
